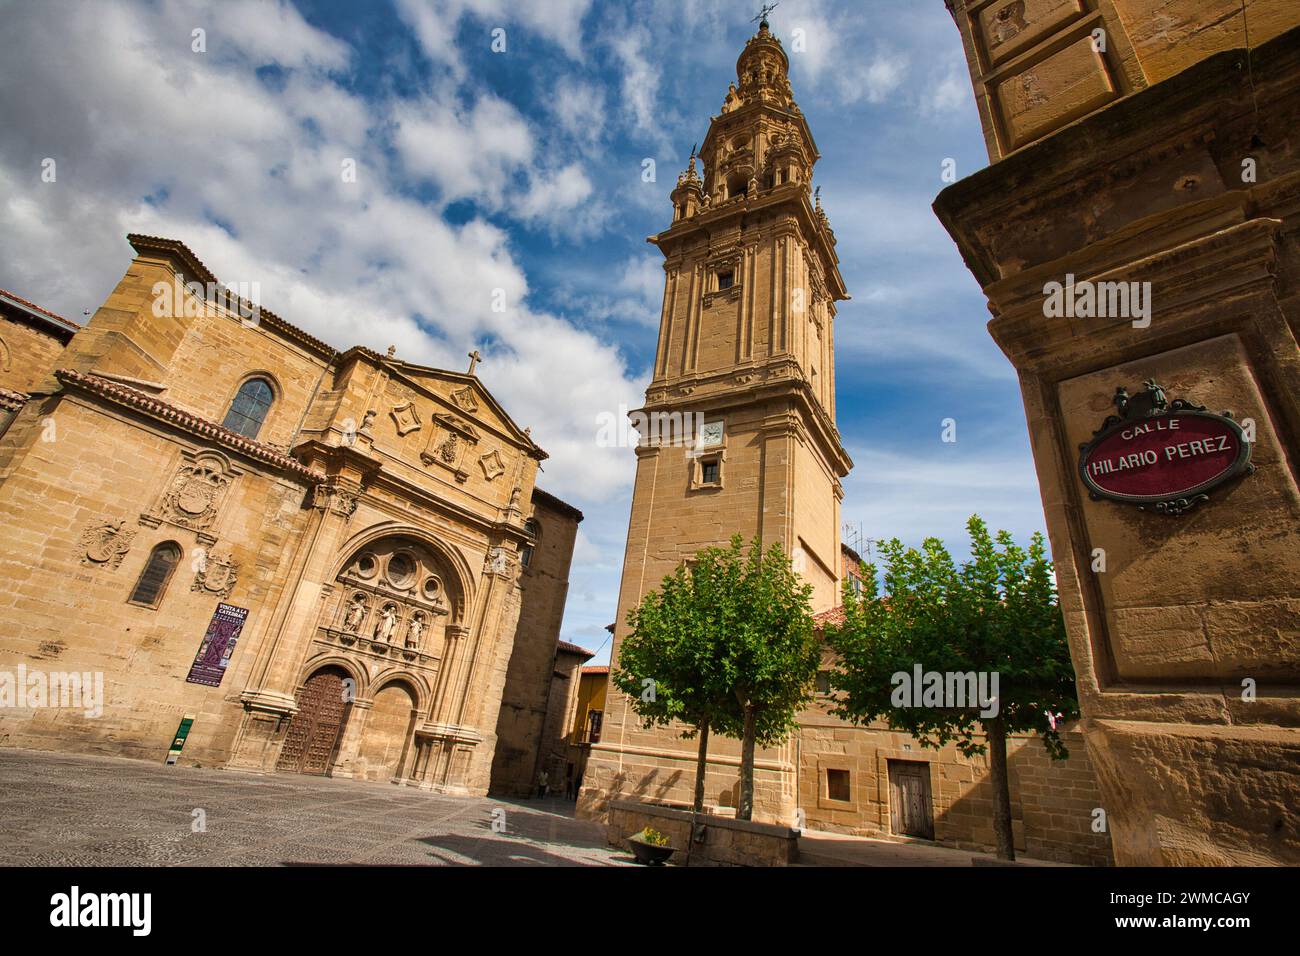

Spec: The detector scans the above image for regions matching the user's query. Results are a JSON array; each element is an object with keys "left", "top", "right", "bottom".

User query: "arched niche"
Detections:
[{"left": 328, "top": 534, "right": 465, "bottom": 660}]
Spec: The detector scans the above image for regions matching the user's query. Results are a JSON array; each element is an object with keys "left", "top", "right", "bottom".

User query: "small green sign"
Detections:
[{"left": 166, "top": 715, "right": 196, "bottom": 765}]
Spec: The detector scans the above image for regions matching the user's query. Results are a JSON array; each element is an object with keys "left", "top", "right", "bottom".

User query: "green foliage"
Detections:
[
  {"left": 825, "top": 515, "right": 1078, "bottom": 759},
  {"left": 612, "top": 534, "right": 820, "bottom": 748}
]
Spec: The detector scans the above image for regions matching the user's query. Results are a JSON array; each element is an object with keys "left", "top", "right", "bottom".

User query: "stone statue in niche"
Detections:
[
  {"left": 406, "top": 613, "right": 425, "bottom": 649},
  {"left": 343, "top": 593, "right": 367, "bottom": 633},
  {"left": 374, "top": 603, "right": 398, "bottom": 643}
]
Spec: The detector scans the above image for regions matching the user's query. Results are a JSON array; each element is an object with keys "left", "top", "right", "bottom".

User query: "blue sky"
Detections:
[{"left": 0, "top": 0, "right": 1047, "bottom": 663}]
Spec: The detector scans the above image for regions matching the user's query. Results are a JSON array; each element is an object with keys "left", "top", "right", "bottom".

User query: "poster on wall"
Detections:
[{"left": 185, "top": 603, "right": 249, "bottom": 687}]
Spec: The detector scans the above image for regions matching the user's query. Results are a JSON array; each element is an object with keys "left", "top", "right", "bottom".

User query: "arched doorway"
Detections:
[
  {"left": 277, "top": 666, "right": 352, "bottom": 775},
  {"left": 354, "top": 680, "right": 418, "bottom": 782}
]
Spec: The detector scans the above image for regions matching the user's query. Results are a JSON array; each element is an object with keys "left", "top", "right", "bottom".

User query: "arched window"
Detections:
[
  {"left": 222, "top": 378, "right": 274, "bottom": 439},
  {"left": 129, "top": 542, "right": 182, "bottom": 608}
]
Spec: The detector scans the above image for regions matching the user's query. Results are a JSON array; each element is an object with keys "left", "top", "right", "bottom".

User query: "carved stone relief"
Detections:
[
  {"left": 451, "top": 386, "right": 479, "bottom": 413},
  {"left": 79, "top": 519, "right": 136, "bottom": 570},
  {"left": 147, "top": 451, "right": 236, "bottom": 535},
  {"left": 192, "top": 549, "right": 240, "bottom": 598},
  {"left": 479, "top": 449, "right": 505, "bottom": 481},
  {"left": 390, "top": 401, "right": 421, "bottom": 436}
]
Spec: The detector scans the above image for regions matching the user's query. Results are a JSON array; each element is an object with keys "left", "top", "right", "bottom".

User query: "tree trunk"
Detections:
[
  {"left": 987, "top": 718, "right": 1015, "bottom": 861},
  {"left": 737, "top": 704, "right": 757, "bottom": 821},
  {"left": 692, "top": 720, "right": 710, "bottom": 814}
]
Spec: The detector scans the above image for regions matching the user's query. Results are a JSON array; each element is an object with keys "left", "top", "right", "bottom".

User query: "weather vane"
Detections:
[{"left": 753, "top": 3, "right": 778, "bottom": 26}]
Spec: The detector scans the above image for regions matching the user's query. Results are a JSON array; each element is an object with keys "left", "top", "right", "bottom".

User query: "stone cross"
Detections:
[{"left": 467, "top": 349, "right": 482, "bottom": 375}]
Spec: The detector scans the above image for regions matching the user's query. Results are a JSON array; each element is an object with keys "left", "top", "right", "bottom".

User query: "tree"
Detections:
[
  {"left": 613, "top": 535, "right": 820, "bottom": 822},
  {"left": 718, "top": 535, "right": 820, "bottom": 821},
  {"left": 824, "top": 515, "right": 1078, "bottom": 860},
  {"left": 611, "top": 541, "right": 741, "bottom": 814}
]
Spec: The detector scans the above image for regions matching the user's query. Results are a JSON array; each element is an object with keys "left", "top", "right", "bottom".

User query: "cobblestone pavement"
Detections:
[
  {"left": 0, "top": 749, "right": 1077, "bottom": 867},
  {"left": 0, "top": 750, "right": 631, "bottom": 867}
]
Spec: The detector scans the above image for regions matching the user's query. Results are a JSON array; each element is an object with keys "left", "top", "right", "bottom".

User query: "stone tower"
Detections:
[{"left": 579, "top": 17, "right": 851, "bottom": 823}]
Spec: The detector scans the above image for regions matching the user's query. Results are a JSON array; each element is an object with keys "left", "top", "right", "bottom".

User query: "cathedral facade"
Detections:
[{"left": 0, "top": 235, "right": 580, "bottom": 795}]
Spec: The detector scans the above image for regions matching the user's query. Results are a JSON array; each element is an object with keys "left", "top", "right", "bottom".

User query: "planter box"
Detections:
[{"left": 608, "top": 799, "right": 799, "bottom": 867}]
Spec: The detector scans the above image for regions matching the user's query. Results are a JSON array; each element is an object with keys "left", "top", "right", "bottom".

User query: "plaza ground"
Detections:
[{"left": 0, "top": 749, "right": 1073, "bottom": 866}]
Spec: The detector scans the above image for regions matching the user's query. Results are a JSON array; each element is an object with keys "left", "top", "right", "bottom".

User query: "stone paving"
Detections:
[
  {"left": 0, "top": 749, "right": 630, "bottom": 867},
  {"left": 0, "top": 749, "right": 1075, "bottom": 866}
]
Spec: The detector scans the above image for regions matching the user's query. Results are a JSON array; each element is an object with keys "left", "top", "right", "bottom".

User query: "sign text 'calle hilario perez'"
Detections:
[{"left": 1078, "top": 380, "right": 1254, "bottom": 516}]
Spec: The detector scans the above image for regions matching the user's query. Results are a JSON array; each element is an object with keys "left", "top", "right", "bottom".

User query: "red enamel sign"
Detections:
[{"left": 1078, "top": 383, "right": 1254, "bottom": 515}]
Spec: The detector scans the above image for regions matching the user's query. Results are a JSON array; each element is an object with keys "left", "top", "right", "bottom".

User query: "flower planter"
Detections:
[{"left": 628, "top": 836, "right": 676, "bottom": 866}]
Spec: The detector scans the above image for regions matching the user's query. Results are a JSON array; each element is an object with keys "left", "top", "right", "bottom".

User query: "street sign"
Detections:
[{"left": 1078, "top": 380, "right": 1254, "bottom": 515}]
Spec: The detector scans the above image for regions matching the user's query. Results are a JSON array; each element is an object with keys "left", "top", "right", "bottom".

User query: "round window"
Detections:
[
  {"left": 386, "top": 553, "right": 416, "bottom": 588},
  {"left": 422, "top": 576, "right": 442, "bottom": 601},
  {"left": 355, "top": 554, "right": 377, "bottom": 578}
]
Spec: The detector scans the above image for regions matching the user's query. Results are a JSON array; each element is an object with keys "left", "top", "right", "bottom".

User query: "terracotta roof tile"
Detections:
[
  {"left": 0, "top": 288, "right": 80, "bottom": 335},
  {"left": 55, "top": 369, "right": 321, "bottom": 482},
  {"left": 581, "top": 665, "right": 609, "bottom": 676},
  {"left": 813, "top": 605, "right": 846, "bottom": 629},
  {"left": 556, "top": 640, "right": 595, "bottom": 659}
]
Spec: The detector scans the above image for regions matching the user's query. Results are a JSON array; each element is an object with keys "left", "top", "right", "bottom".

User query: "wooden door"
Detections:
[
  {"left": 888, "top": 760, "right": 935, "bottom": 839},
  {"left": 277, "top": 668, "right": 349, "bottom": 775}
]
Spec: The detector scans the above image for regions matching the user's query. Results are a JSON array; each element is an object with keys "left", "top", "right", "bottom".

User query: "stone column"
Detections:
[
  {"left": 935, "top": 27, "right": 1300, "bottom": 864},
  {"left": 330, "top": 699, "right": 373, "bottom": 779}
]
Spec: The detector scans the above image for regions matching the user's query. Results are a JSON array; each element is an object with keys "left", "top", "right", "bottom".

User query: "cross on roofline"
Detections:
[{"left": 753, "top": 2, "right": 778, "bottom": 26}]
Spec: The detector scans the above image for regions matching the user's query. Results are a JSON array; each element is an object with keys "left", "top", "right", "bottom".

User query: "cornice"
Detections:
[{"left": 55, "top": 368, "right": 321, "bottom": 483}]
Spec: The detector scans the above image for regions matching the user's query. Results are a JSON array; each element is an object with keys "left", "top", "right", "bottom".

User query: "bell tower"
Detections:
[{"left": 580, "top": 16, "right": 852, "bottom": 823}]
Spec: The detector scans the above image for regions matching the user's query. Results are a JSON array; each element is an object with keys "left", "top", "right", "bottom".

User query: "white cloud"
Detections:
[
  {"left": 0, "top": 0, "right": 641, "bottom": 506},
  {"left": 393, "top": 0, "right": 595, "bottom": 76},
  {"left": 393, "top": 94, "right": 535, "bottom": 206},
  {"left": 840, "top": 446, "right": 1048, "bottom": 557}
]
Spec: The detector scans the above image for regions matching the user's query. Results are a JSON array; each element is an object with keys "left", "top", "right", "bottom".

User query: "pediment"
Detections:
[{"left": 381, "top": 363, "right": 538, "bottom": 455}]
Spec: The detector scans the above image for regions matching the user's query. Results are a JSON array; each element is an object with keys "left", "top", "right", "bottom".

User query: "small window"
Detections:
[
  {"left": 716, "top": 270, "right": 734, "bottom": 291},
  {"left": 827, "top": 768, "right": 851, "bottom": 802},
  {"left": 521, "top": 519, "right": 540, "bottom": 568},
  {"left": 222, "top": 378, "right": 274, "bottom": 439},
  {"left": 129, "top": 542, "right": 182, "bottom": 608},
  {"left": 587, "top": 710, "right": 603, "bottom": 743},
  {"left": 701, "top": 460, "right": 720, "bottom": 484},
  {"left": 815, "top": 670, "right": 831, "bottom": 695}
]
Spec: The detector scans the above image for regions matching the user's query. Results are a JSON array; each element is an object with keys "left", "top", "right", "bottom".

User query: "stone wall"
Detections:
[
  {"left": 0, "top": 310, "right": 70, "bottom": 394},
  {"left": 936, "top": 14, "right": 1300, "bottom": 864},
  {"left": 797, "top": 713, "right": 1112, "bottom": 866},
  {"left": 488, "top": 492, "right": 582, "bottom": 796},
  {"left": 607, "top": 799, "right": 799, "bottom": 866}
]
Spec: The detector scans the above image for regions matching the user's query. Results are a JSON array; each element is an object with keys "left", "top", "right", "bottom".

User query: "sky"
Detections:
[{"left": 0, "top": 0, "right": 1048, "bottom": 664}]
